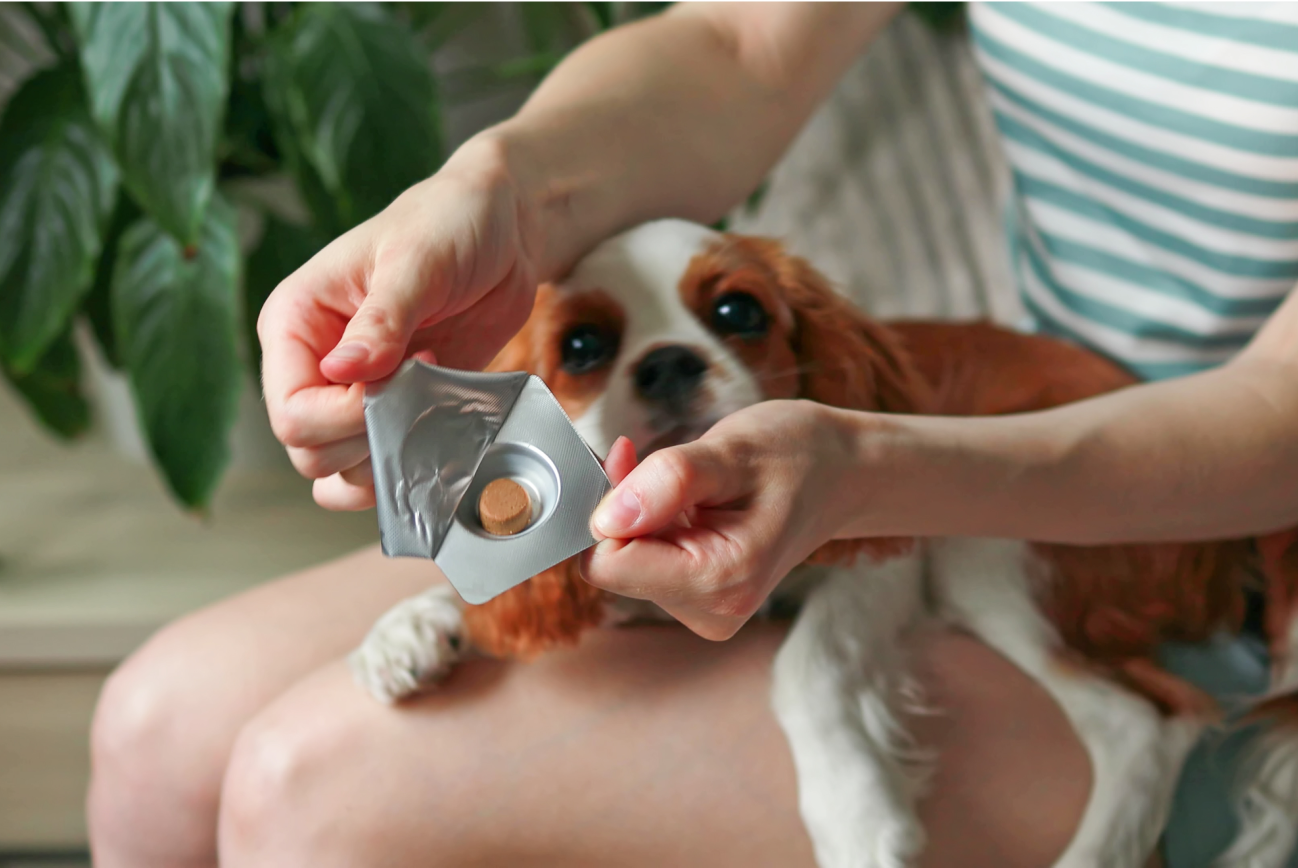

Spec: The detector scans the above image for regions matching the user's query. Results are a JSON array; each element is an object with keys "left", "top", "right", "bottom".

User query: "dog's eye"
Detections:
[
  {"left": 710, "top": 291, "right": 768, "bottom": 339},
  {"left": 560, "top": 324, "right": 619, "bottom": 374}
]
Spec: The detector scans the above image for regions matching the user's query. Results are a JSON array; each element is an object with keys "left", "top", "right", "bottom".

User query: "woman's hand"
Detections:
[
  {"left": 257, "top": 138, "right": 541, "bottom": 510},
  {"left": 580, "top": 401, "right": 858, "bottom": 641},
  {"left": 254, "top": 3, "right": 900, "bottom": 513}
]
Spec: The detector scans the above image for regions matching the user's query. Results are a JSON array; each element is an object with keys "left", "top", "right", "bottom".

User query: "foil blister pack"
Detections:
[{"left": 364, "top": 361, "right": 610, "bottom": 604}]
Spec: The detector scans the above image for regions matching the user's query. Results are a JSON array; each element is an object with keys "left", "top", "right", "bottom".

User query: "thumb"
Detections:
[
  {"left": 590, "top": 441, "right": 746, "bottom": 540},
  {"left": 320, "top": 258, "right": 433, "bottom": 384}
]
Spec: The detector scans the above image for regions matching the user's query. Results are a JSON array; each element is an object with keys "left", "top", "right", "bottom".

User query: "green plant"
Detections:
[
  {"left": 908, "top": 2, "right": 966, "bottom": 33},
  {"left": 0, "top": 2, "right": 657, "bottom": 510},
  {"left": 1, "top": 1, "right": 951, "bottom": 511}
]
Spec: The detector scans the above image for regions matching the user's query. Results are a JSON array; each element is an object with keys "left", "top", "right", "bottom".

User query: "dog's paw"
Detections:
[
  {"left": 349, "top": 587, "right": 465, "bottom": 704},
  {"left": 799, "top": 766, "right": 926, "bottom": 868},
  {"left": 808, "top": 813, "right": 924, "bottom": 868}
]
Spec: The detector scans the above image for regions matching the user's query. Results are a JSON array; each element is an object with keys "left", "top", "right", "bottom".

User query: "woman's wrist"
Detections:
[
  {"left": 434, "top": 128, "right": 561, "bottom": 279},
  {"left": 468, "top": 119, "right": 634, "bottom": 283},
  {"left": 822, "top": 407, "right": 937, "bottom": 540},
  {"left": 823, "top": 406, "right": 1070, "bottom": 542}
]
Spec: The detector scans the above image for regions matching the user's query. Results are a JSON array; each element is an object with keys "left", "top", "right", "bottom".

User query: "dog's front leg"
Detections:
[
  {"left": 349, "top": 584, "right": 466, "bottom": 704},
  {"left": 772, "top": 553, "right": 930, "bottom": 868},
  {"left": 929, "top": 538, "right": 1202, "bottom": 868}
]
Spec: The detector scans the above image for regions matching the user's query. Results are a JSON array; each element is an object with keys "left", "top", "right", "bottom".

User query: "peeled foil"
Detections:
[{"left": 364, "top": 361, "right": 610, "bottom": 604}]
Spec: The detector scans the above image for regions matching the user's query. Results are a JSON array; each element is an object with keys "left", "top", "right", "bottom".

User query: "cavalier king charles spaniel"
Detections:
[{"left": 351, "top": 219, "right": 1298, "bottom": 868}]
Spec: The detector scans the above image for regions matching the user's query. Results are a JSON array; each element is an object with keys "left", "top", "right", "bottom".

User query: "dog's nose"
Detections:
[{"left": 634, "top": 346, "right": 707, "bottom": 405}]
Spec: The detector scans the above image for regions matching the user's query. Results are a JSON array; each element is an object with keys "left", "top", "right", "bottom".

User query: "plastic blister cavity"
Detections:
[{"left": 364, "top": 361, "right": 610, "bottom": 604}]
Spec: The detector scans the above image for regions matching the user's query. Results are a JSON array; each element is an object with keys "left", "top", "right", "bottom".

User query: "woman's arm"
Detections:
[
  {"left": 838, "top": 289, "right": 1298, "bottom": 544},
  {"left": 258, "top": 2, "right": 899, "bottom": 509},
  {"left": 583, "top": 296, "right": 1297, "bottom": 636},
  {"left": 487, "top": 2, "right": 903, "bottom": 279}
]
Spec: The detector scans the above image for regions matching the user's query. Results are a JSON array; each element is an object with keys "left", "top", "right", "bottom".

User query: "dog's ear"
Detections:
[
  {"left": 739, "top": 238, "right": 932, "bottom": 415},
  {"left": 723, "top": 237, "right": 928, "bottom": 566},
  {"left": 461, "top": 558, "right": 609, "bottom": 659},
  {"left": 484, "top": 284, "right": 549, "bottom": 374},
  {"left": 1259, "top": 528, "right": 1298, "bottom": 673}
]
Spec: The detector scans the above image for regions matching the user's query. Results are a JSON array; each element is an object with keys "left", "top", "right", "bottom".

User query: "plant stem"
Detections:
[{"left": 18, "top": 0, "right": 69, "bottom": 61}]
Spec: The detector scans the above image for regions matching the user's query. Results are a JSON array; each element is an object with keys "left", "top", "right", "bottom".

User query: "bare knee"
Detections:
[
  {"left": 220, "top": 690, "right": 374, "bottom": 866},
  {"left": 89, "top": 621, "right": 229, "bottom": 864},
  {"left": 219, "top": 667, "right": 495, "bottom": 868}
]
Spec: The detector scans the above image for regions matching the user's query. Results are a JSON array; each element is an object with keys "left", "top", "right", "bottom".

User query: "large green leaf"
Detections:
[
  {"left": 0, "top": 64, "right": 118, "bottom": 373},
  {"left": 264, "top": 3, "right": 442, "bottom": 233},
  {"left": 69, "top": 3, "right": 233, "bottom": 245},
  {"left": 243, "top": 215, "right": 322, "bottom": 380},
  {"left": 2, "top": 329, "right": 91, "bottom": 440},
  {"left": 219, "top": 9, "right": 283, "bottom": 179},
  {"left": 83, "top": 194, "right": 143, "bottom": 371},
  {"left": 113, "top": 194, "right": 242, "bottom": 509}
]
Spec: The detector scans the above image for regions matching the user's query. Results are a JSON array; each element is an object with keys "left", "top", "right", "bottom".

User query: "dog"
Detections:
[{"left": 350, "top": 219, "right": 1298, "bottom": 868}]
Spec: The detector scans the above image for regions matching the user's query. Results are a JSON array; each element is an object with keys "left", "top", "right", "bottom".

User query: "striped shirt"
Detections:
[{"left": 969, "top": 2, "right": 1298, "bottom": 381}]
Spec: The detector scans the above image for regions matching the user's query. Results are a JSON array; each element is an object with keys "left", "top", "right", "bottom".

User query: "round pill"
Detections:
[{"left": 478, "top": 478, "right": 531, "bottom": 536}]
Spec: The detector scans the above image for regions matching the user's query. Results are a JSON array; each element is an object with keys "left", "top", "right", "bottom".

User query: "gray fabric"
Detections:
[{"left": 729, "top": 12, "right": 1021, "bottom": 326}]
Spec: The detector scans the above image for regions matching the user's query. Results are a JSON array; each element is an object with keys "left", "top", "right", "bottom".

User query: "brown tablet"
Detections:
[{"left": 478, "top": 478, "right": 532, "bottom": 536}]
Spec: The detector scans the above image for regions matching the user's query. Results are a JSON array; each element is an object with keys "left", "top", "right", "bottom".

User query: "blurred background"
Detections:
[{"left": 0, "top": 2, "right": 1008, "bottom": 863}]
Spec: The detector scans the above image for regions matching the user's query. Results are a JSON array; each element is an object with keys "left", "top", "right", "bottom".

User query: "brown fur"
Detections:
[
  {"left": 463, "top": 234, "right": 1295, "bottom": 722},
  {"left": 887, "top": 319, "right": 1136, "bottom": 414},
  {"left": 1260, "top": 528, "right": 1298, "bottom": 671},
  {"left": 1246, "top": 693, "right": 1298, "bottom": 728},
  {"left": 892, "top": 320, "right": 1262, "bottom": 718},
  {"left": 461, "top": 558, "right": 610, "bottom": 659},
  {"left": 694, "top": 237, "right": 932, "bottom": 566},
  {"left": 466, "top": 236, "right": 935, "bottom": 654},
  {"left": 485, "top": 283, "right": 624, "bottom": 421}
]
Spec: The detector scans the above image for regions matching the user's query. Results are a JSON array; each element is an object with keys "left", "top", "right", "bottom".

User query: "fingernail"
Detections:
[
  {"left": 325, "top": 342, "right": 369, "bottom": 365},
  {"left": 593, "top": 486, "right": 641, "bottom": 536}
]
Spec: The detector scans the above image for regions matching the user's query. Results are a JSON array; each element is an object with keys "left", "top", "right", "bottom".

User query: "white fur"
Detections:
[
  {"left": 354, "top": 219, "right": 1298, "bottom": 868},
  {"left": 1217, "top": 729, "right": 1298, "bottom": 868},
  {"left": 767, "top": 537, "right": 1202, "bottom": 868},
  {"left": 930, "top": 539, "right": 1202, "bottom": 868},
  {"left": 1219, "top": 610, "right": 1298, "bottom": 868},
  {"left": 563, "top": 220, "right": 764, "bottom": 457},
  {"left": 771, "top": 555, "right": 931, "bottom": 868},
  {"left": 350, "top": 584, "right": 465, "bottom": 704}
]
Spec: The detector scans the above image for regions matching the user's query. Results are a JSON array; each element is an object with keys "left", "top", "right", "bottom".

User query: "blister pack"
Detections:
[{"left": 364, "top": 361, "right": 610, "bottom": 604}]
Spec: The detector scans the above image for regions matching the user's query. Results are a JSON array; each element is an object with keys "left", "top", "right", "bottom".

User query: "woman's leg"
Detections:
[
  {"left": 218, "top": 623, "right": 1102, "bottom": 868},
  {"left": 87, "top": 545, "right": 438, "bottom": 868}
]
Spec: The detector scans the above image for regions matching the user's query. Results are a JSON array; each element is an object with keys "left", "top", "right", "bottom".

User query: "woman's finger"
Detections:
[
  {"left": 259, "top": 271, "right": 370, "bottom": 448},
  {"left": 286, "top": 435, "right": 372, "bottom": 480},
  {"left": 339, "top": 458, "right": 374, "bottom": 486},
  {"left": 580, "top": 509, "right": 749, "bottom": 596},
  {"left": 319, "top": 250, "right": 443, "bottom": 384},
  {"left": 578, "top": 531, "right": 753, "bottom": 641},
  {"left": 589, "top": 437, "right": 643, "bottom": 541},
  {"left": 590, "top": 440, "right": 748, "bottom": 539},
  {"left": 313, "top": 473, "right": 378, "bottom": 511},
  {"left": 604, "top": 436, "right": 638, "bottom": 485}
]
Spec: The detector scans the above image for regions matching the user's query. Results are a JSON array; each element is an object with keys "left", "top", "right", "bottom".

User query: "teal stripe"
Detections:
[
  {"left": 1019, "top": 235, "right": 1254, "bottom": 349},
  {"left": 1015, "top": 171, "right": 1298, "bottom": 280},
  {"left": 1023, "top": 302, "right": 1219, "bottom": 381},
  {"left": 973, "top": 26, "right": 1298, "bottom": 158},
  {"left": 998, "top": 5, "right": 1298, "bottom": 109},
  {"left": 996, "top": 111, "right": 1298, "bottom": 240},
  {"left": 1102, "top": 3, "right": 1298, "bottom": 54},
  {"left": 1026, "top": 225, "right": 1284, "bottom": 318},
  {"left": 983, "top": 75, "right": 1298, "bottom": 200}
]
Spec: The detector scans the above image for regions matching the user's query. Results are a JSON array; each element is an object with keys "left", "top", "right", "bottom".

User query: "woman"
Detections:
[{"left": 89, "top": 4, "right": 1298, "bottom": 867}]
